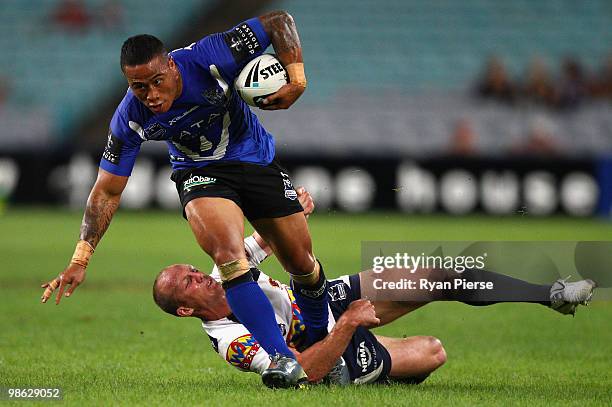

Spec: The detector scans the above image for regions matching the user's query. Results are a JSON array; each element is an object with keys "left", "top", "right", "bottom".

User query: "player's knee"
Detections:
[{"left": 426, "top": 336, "right": 447, "bottom": 368}]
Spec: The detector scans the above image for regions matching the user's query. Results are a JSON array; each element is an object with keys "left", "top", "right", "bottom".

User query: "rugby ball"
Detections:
[{"left": 235, "top": 54, "right": 287, "bottom": 107}]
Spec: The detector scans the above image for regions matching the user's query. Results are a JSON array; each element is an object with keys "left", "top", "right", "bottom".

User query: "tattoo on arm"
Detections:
[
  {"left": 79, "top": 195, "right": 119, "bottom": 248},
  {"left": 260, "top": 11, "right": 303, "bottom": 66}
]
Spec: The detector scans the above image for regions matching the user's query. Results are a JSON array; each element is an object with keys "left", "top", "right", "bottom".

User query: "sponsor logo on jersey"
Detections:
[
  {"left": 102, "top": 130, "right": 123, "bottom": 165},
  {"left": 144, "top": 122, "right": 167, "bottom": 140},
  {"left": 328, "top": 282, "right": 347, "bottom": 302},
  {"left": 183, "top": 175, "right": 217, "bottom": 191},
  {"left": 226, "top": 334, "right": 261, "bottom": 371},
  {"left": 169, "top": 105, "right": 200, "bottom": 126},
  {"left": 202, "top": 87, "right": 227, "bottom": 106},
  {"left": 223, "top": 23, "right": 261, "bottom": 63},
  {"left": 357, "top": 341, "right": 373, "bottom": 373}
]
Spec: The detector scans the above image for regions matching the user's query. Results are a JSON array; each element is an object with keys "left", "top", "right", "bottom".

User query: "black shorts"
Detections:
[
  {"left": 171, "top": 160, "right": 304, "bottom": 222},
  {"left": 327, "top": 275, "right": 393, "bottom": 384}
]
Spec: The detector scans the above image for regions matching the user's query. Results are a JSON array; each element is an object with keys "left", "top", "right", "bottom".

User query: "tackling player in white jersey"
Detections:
[{"left": 152, "top": 188, "right": 596, "bottom": 386}]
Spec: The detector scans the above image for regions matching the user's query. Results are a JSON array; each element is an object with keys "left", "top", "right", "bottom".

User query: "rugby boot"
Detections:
[
  {"left": 262, "top": 354, "right": 308, "bottom": 389},
  {"left": 322, "top": 357, "right": 350, "bottom": 385},
  {"left": 550, "top": 277, "right": 597, "bottom": 316}
]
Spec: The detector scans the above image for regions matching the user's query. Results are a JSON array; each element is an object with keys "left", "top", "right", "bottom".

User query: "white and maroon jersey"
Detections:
[{"left": 201, "top": 238, "right": 390, "bottom": 384}]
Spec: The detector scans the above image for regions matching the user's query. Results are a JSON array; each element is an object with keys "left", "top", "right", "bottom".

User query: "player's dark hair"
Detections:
[
  {"left": 120, "top": 34, "right": 167, "bottom": 70},
  {"left": 152, "top": 271, "right": 180, "bottom": 316}
]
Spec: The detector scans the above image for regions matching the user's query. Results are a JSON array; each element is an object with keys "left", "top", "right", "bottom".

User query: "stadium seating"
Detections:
[
  {"left": 277, "top": 0, "right": 612, "bottom": 96},
  {"left": 256, "top": 0, "right": 612, "bottom": 156},
  {"left": 258, "top": 91, "right": 612, "bottom": 157},
  {"left": 2, "top": 0, "right": 611, "bottom": 155},
  {"left": 0, "top": 0, "right": 212, "bottom": 139}
]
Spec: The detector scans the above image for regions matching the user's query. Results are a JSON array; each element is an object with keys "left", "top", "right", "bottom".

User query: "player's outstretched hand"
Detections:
[
  {"left": 41, "top": 264, "right": 86, "bottom": 304},
  {"left": 296, "top": 187, "right": 314, "bottom": 218},
  {"left": 260, "top": 83, "right": 305, "bottom": 110},
  {"left": 345, "top": 299, "right": 380, "bottom": 329}
]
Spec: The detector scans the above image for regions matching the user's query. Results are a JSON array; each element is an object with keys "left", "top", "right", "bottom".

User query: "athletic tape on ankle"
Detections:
[
  {"left": 70, "top": 240, "right": 94, "bottom": 268},
  {"left": 218, "top": 258, "right": 250, "bottom": 282},
  {"left": 286, "top": 63, "right": 307, "bottom": 88},
  {"left": 290, "top": 260, "right": 320, "bottom": 286}
]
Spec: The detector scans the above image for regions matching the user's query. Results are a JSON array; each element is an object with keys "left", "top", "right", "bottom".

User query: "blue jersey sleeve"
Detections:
[
  {"left": 193, "top": 17, "right": 271, "bottom": 84},
  {"left": 99, "top": 106, "right": 144, "bottom": 177}
]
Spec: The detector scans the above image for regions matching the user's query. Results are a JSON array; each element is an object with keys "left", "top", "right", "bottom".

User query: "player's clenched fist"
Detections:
[
  {"left": 344, "top": 299, "right": 380, "bottom": 329},
  {"left": 41, "top": 264, "right": 87, "bottom": 304}
]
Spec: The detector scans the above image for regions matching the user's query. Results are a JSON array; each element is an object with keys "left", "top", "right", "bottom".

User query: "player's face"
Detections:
[
  {"left": 174, "top": 265, "right": 231, "bottom": 320},
  {"left": 123, "top": 54, "right": 182, "bottom": 114}
]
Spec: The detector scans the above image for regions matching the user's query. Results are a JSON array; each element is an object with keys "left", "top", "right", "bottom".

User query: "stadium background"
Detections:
[{"left": 1, "top": 1, "right": 611, "bottom": 405}]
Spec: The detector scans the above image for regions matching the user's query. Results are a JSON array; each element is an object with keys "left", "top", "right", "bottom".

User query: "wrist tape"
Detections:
[
  {"left": 70, "top": 240, "right": 94, "bottom": 268},
  {"left": 286, "top": 63, "right": 307, "bottom": 88}
]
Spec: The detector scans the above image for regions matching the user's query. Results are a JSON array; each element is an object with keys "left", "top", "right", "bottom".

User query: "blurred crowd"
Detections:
[
  {"left": 475, "top": 55, "right": 612, "bottom": 110},
  {"left": 50, "top": 0, "right": 123, "bottom": 32},
  {"left": 449, "top": 115, "right": 561, "bottom": 157}
]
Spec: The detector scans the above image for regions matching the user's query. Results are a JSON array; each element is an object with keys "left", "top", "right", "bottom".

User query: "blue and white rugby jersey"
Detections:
[{"left": 100, "top": 18, "right": 275, "bottom": 176}]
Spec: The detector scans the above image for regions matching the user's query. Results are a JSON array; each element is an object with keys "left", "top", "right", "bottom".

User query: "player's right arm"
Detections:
[
  {"left": 80, "top": 169, "right": 127, "bottom": 249},
  {"left": 41, "top": 170, "right": 128, "bottom": 304},
  {"left": 294, "top": 299, "right": 380, "bottom": 382},
  {"left": 41, "top": 98, "right": 143, "bottom": 305}
]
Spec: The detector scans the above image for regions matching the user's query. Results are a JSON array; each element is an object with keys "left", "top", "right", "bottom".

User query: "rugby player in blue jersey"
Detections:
[{"left": 41, "top": 11, "right": 329, "bottom": 388}]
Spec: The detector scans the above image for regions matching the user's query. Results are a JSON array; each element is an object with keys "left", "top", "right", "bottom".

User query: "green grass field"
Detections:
[{"left": 1, "top": 208, "right": 611, "bottom": 406}]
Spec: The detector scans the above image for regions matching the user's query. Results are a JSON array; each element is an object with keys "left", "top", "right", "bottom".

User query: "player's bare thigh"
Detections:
[
  {"left": 376, "top": 335, "right": 447, "bottom": 378},
  {"left": 185, "top": 197, "right": 246, "bottom": 264},
  {"left": 251, "top": 212, "right": 316, "bottom": 275},
  {"left": 368, "top": 301, "right": 424, "bottom": 326}
]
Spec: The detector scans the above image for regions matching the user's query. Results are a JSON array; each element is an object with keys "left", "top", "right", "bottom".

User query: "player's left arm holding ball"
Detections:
[{"left": 258, "top": 10, "right": 307, "bottom": 110}]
